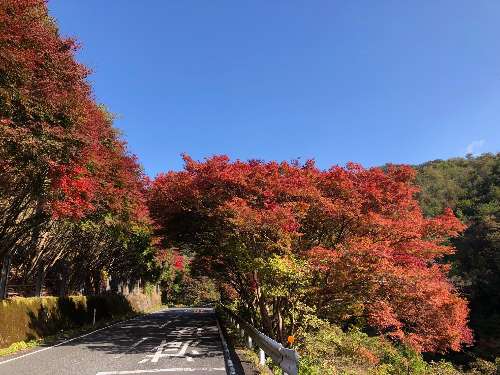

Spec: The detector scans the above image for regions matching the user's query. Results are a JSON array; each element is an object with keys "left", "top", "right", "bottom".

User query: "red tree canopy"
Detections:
[
  {"left": 0, "top": 0, "right": 148, "bottom": 223},
  {"left": 149, "top": 155, "right": 472, "bottom": 353}
]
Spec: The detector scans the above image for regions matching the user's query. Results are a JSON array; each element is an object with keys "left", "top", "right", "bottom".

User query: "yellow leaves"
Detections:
[{"left": 259, "top": 254, "right": 311, "bottom": 298}]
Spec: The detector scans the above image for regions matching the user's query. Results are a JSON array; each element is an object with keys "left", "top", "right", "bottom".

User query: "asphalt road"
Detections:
[{"left": 0, "top": 308, "right": 230, "bottom": 375}]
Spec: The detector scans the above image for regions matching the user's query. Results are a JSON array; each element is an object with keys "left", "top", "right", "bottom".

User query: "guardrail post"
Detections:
[
  {"left": 246, "top": 335, "right": 252, "bottom": 348},
  {"left": 259, "top": 348, "right": 265, "bottom": 365},
  {"left": 220, "top": 304, "right": 299, "bottom": 375}
]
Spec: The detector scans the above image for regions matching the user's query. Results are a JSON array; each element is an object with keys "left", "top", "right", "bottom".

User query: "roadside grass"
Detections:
[
  {"left": 0, "top": 340, "right": 40, "bottom": 357},
  {"left": 0, "top": 304, "right": 168, "bottom": 358}
]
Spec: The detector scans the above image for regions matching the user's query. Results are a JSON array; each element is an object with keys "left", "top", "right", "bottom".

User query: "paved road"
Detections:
[{"left": 0, "top": 308, "right": 230, "bottom": 375}]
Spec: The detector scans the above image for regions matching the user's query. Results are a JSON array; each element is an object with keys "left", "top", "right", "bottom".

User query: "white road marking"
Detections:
[
  {"left": 159, "top": 320, "right": 171, "bottom": 329},
  {"left": 0, "top": 314, "right": 147, "bottom": 366},
  {"left": 96, "top": 369, "right": 225, "bottom": 374},
  {"left": 113, "top": 337, "right": 151, "bottom": 359},
  {"left": 148, "top": 340, "right": 190, "bottom": 362}
]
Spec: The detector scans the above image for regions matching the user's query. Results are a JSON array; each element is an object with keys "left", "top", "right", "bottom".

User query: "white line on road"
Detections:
[
  {"left": 121, "top": 324, "right": 159, "bottom": 329},
  {"left": 113, "top": 337, "right": 151, "bottom": 359},
  {"left": 0, "top": 309, "right": 169, "bottom": 366},
  {"left": 96, "top": 368, "right": 226, "bottom": 374},
  {"left": 159, "top": 320, "right": 171, "bottom": 329}
]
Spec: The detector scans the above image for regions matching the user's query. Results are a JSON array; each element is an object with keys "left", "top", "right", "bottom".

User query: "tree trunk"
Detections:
[
  {"left": 0, "top": 254, "right": 12, "bottom": 300},
  {"left": 34, "top": 266, "right": 45, "bottom": 297},
  {"left": 58, "top": 263, "right": 69, "bottom": 297},
  {"left": 110, "top": 277, "right": 119, "bottom": 293},
  {"left": 254, "top": 271, "right": 273, "bottom": 335},
  {"left": 276, "top": 297, "right": 284, "bottom": 343},
  {"left": 93, "top": 271, "right": 101, "bottom": 295},
  {"left": 84, "top": 275, "right": 92, "bottom": 295}
]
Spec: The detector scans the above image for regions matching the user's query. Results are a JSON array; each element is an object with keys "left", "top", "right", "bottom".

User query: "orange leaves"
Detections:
[
  {"left": 306, "top": 246, "right": 340, "bottom": 271},
  {"left": 367, "top": 301, "right": 404, "bottom": 339},
  {"left": 331, "top": 257, "right": 473, "bottom": 353},
  {"left": 149, "top": 155, "right": 471, "bottom": 353},
  {"left": 424, "top": 207, "right": 467, "bottom": 240}
]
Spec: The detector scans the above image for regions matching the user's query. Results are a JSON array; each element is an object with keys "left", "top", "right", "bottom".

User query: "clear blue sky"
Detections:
[{"left": 49, "top": 1, "right": 500, "bottom": 177}]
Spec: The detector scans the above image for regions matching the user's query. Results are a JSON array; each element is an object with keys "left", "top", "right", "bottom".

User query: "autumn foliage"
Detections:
[
  {"left": 0, "top": 0, "right": 154, "bottom": 296},
  {"left": 0, "top": 0, "right": 475, "bottom": 360},
  {"left": 149, "top": 155, "right": 472, "bottom": 353}
]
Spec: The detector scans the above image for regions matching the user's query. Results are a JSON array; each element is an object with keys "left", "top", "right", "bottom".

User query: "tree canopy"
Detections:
[
  {"left": 0, "top": 0, "right": 159, "bottom": 296},
  {"left": 416, "top": 153, "right": 500, "bottom": 358},
  {"left": 149, "top": 155, "right": 473, "bottom": 353}
]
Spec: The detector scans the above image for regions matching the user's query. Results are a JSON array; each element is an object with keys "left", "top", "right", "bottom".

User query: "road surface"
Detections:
[{"left": 0, "top": 308, "right": 231, "bottom": 375}]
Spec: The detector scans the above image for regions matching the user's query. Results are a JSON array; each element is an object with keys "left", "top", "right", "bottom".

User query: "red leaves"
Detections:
[
  {"left": 367, "top": 301, "right": 404, "bottom": 340},
  {"left": 0, "top": 0, "right": 149, "bottom": 229},
  {"left": 149, "top": 155, "right": 472, "bottom": 353},
  {"left": 49, "top": 163, "right": 95, "bottom": 219},
  {"left": 424, "top": 207, "right": 467, "bottom": 240},
  {"left": 173, "top": 252, "right": 185, "bottom": 271}
]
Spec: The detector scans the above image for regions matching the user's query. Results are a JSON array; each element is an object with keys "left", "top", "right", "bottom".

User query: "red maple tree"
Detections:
[{"left": 149, "top": 155, "right": 472, "bottom": 353}]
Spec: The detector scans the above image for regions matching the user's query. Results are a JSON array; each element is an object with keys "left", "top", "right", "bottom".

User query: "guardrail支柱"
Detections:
[{"left": 219, "top": 305, "right": 299, "bottom": 375}]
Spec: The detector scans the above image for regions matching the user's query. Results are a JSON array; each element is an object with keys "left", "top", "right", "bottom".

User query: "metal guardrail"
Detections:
[{"left": 219, "top": 305, "right": 299, "bottom": 375}]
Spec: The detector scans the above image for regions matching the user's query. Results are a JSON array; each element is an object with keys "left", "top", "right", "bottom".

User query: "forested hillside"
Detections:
[{"left": 416, "top": 153, "right": 500, "bottom": 360}]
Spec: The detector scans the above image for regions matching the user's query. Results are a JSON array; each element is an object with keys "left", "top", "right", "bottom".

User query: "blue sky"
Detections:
[{"left": 49, "top": 1, "right": 500, "bottom": 177}]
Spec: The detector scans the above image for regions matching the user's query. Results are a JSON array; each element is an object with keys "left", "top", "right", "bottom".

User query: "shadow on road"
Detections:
[{"left": 43, "top": 309, "right": 229, "bottom": 364}]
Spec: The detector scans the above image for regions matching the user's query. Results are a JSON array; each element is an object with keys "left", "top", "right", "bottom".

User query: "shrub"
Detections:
[{"left": 297, "top": 320, "right": 462, "bottom": 375}]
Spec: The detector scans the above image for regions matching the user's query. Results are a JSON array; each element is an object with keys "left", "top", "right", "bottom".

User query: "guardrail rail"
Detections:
[{"left": 219, "top": 305, "right": 299, "bottom": 375}]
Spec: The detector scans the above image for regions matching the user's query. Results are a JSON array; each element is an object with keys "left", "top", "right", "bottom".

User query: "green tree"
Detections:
[{"left": 416, "top": 153, "right": 500, "bottom": 359}]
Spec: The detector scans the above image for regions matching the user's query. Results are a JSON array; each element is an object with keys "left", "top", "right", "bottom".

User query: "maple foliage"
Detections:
[
  {"left": 0, "top": 0, "right": 154, "bottom": 294},
  {"left": 149, "top": 155, "right": 472, "bottom": 353},
  {"left": 0, "top": 0, "right": 148, "bottom": 223}
]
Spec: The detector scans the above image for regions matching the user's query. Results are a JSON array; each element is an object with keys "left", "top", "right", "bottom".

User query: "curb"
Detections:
[{"left": 216, "top": 314, "right": 237, "bottom": 375}]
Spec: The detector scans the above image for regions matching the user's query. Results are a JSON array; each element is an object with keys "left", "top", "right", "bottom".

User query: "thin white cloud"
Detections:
[{"left": 466, "top": 139, "right": 485, "bottom": 155}]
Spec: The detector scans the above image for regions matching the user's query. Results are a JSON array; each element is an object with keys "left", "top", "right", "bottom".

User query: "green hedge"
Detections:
[{"left": 0, "top": 293, "right": 156, "bottom": 348}]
